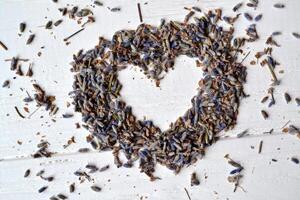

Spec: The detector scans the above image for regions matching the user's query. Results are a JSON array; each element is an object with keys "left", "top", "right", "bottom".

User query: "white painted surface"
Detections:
[{"left": 0, "top": 0, "right": 299, "bottom": 200}]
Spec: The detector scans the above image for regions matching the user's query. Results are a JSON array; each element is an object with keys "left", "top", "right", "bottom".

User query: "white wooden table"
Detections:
[{"left": 0, "top": 0, "right": 299, "bottom": 199}]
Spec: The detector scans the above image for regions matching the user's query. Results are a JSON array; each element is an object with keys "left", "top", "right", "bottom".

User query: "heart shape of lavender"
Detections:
[{"left": 70, "top": 11, "right": 247, "bottom": 180}]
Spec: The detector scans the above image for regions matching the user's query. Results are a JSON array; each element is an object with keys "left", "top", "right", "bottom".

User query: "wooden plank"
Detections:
[{"left": 0, "top": 134, "right": 300, "bottom": 199}]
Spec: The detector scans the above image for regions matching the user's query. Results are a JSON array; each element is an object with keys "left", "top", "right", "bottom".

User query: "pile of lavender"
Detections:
[{"left": 70, "top": 9, "right": 249, "bottom": 180}]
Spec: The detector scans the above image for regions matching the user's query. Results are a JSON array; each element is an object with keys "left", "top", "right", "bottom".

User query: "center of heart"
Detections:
[{"left": 118, "top": 55, "right": 203, "bottom": 131}]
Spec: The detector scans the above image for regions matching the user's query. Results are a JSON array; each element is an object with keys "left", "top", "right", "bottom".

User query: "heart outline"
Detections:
[{"left": 71, "top": 11, "right": 247, "bottom": 180}]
